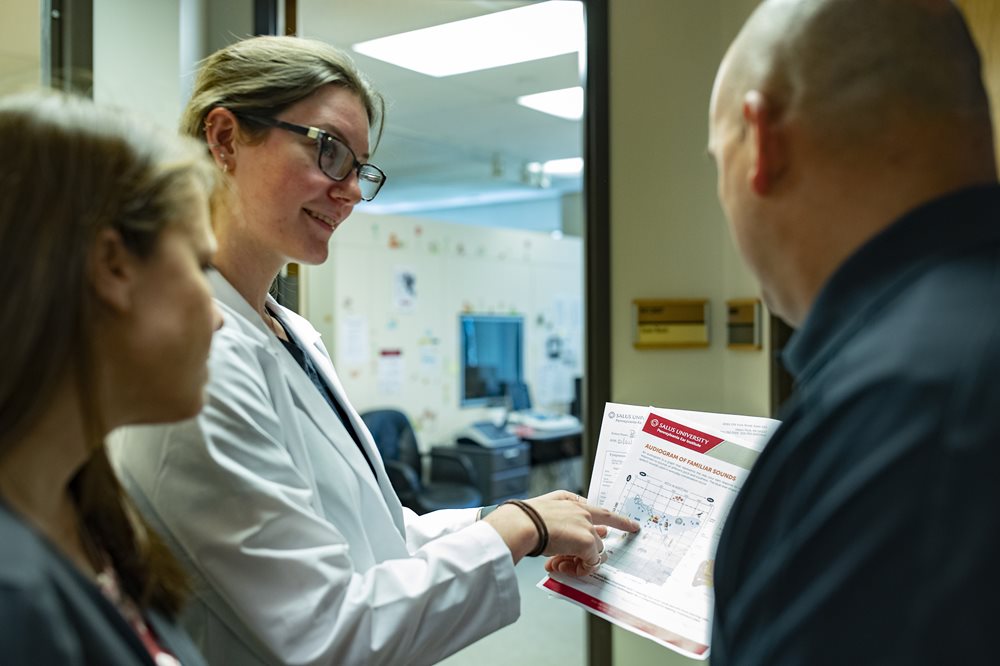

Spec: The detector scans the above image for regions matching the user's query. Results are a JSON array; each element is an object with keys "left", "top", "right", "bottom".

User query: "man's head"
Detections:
[{"left": 708, "top": 0, "right": 995, "bottom": 325}]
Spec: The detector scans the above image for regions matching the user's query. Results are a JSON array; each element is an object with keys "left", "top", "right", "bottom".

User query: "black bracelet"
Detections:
[{"left": 502, "top": 499, "right": 549, "bottom": 557}]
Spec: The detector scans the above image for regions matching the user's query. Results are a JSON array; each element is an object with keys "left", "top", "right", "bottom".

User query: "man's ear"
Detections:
[
  {"left": 204, "top": 107, "right": 239, "bottom": 173},
  {"left": 89, "top": 227, "right": 140, "bottom": 314},
  {"left": 743, "top": 90, "right": 787, "bottom": 196}
]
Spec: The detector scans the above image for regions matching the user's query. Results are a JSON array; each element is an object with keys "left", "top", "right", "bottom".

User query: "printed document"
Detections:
[{"left": 539, "top": 403, "right": 780, "bottom": 659}]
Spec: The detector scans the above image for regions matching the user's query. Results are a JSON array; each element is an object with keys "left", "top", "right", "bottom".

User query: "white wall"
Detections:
[
  {"left": 206, "top": 0, "right": 253, "bottom": 54},
  {"left": 93, "top": 0, "right": 251, "bottom": 132},
  {"left": 300, "top": 211, "right": 583, "bottom": 449},
  {"left": 94, "top": 0, "right": 189, "bottom": 130}
]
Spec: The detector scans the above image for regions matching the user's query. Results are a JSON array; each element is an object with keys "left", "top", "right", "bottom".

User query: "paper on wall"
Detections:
[
  {"left": 336, "top": 314, "right": 369, "bottom": 368},
  {"left": 376, "top": 349, "right": 404, "bottom": 396},
  {"left": 393, "top": 266, "right": 417, "bottom": 313}
]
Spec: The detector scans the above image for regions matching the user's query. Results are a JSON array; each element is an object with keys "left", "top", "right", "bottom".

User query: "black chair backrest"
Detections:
[
  {"left": 507, "top": 381, "right": 532, "bottom": 411},
  {"left": 360, "top": 409, "right": 421, "bottom": 472}
]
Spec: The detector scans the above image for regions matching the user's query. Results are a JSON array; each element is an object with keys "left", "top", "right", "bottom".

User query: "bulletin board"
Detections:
[{"left": 301, "top": 212, "right": 583, "bottom": 448}]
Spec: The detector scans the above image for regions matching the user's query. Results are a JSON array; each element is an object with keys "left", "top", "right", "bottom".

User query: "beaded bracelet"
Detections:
[{"left": 502, "top": 499, "right": 549, "bottom": 557}]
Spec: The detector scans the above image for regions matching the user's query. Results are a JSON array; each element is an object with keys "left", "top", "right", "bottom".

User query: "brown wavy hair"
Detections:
[{"left": 0, "top": 90, "right": 215, "bottom": 617}]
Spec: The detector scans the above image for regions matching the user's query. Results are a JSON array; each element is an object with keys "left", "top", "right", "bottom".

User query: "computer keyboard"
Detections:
[
  {"left": 506, "top": 410, "right": 581, "bottom": 431},
  {"left": 457, "top": 421, "right": 522, "bottom": 448},
  {"left": 473, "top": 421, "right": 509, "bottom": 440}
]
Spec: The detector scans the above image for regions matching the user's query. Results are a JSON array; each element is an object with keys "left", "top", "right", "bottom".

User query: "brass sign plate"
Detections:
[{"left": 633, "top": 299, "right": 709, "bottom": 348}]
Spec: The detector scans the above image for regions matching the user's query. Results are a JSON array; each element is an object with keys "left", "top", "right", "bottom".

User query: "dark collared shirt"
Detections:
[{"left": 712, "top": 185, "right": 1000, "bottom": 665}]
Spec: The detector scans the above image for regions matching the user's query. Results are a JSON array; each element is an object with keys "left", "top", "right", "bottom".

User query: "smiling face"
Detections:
[{"left": 228, "top": 84, "right": 370, "bottom": 269}]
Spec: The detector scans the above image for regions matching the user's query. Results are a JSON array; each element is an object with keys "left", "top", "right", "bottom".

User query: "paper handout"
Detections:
[{"left": 539, "top": 403, "right": 780, "bottom": 659}]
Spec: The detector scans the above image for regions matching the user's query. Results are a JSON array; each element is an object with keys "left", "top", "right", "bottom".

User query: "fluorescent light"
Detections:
[
  {"left": 352, "top": 2, "right": 584, "bottom": 77},
  {"left": 543, "top": 157, "right": 583, "bottom": 175},
  {"left": 361, "top": 188, "right": 561, "bottom": 215},
  {"left": 521, "top": 157, "right": 581, "bottom": 186},
  {"left": 517, "top": 86, "right": 583, "bottom": 120}
]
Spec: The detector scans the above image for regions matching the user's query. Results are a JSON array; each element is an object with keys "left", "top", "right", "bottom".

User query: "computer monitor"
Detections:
[{"left": 460, "top": 314, "right": 523, "bottom": 407}]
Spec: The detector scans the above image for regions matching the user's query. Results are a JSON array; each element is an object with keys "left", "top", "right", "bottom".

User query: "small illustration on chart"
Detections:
[{"left": 606, "top": 471, "right": 714, "bottom": 586}]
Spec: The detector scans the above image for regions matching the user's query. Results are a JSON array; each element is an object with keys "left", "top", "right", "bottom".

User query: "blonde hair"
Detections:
[
  {"left": 0, "top": 90, "right": 215, "bottom": 616},
  {"left": 180, "top": 35, "right": 384, "bottom": 146}
]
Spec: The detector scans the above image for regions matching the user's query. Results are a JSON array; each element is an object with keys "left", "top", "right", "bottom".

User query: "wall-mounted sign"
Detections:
[
  {"left": 726, "top": 298, "right": 762, "bottom": 350},
  {"left": 632, "top": 299, "right": 709, "bottom": 349}
]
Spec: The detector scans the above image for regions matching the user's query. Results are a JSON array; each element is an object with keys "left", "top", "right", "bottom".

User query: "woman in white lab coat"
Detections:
[{"left": 110, "top": 36, "right": 638, "bottom": 666}]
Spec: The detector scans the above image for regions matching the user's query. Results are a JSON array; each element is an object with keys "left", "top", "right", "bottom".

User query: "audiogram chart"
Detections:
[{"left": 605, "top": 472, "right": 714, "bottom": 586}]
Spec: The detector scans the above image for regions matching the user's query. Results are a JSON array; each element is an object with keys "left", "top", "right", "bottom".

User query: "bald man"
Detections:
[{"left": 707, "top": 0, "right": 1000, "bottom": 662}]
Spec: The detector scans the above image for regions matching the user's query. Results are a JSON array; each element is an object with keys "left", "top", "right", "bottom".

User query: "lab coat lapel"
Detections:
[
  {"left": 206, "top": 272, "right": 405, "bottom": 533},
  {"left": 207, "top": 271, "right": 273, "bottom": 338},
  {"left": 266, "top": 296, "right": 406, "bottom": 532}
]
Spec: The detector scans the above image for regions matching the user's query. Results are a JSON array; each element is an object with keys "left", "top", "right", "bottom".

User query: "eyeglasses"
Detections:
[{"left": 237, "top": 114, "right": 386, "bottom": 201}]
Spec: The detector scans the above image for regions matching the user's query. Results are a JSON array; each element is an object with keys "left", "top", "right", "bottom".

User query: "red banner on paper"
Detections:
[{"left": 642, "top": 415, "right": 724, "bottom": 454}]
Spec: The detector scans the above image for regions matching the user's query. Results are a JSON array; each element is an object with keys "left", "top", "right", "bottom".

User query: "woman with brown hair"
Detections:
[
  {"left": 110, "top": 35, "right": 637, "bottom": 666},
  {"left": 0, "top": 90, "right": 220, "bottom": 664}
]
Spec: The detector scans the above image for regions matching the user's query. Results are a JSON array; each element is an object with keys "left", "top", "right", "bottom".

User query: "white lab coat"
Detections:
[{"left": 108, "top": 272, "right": 520, "bottom": 666}]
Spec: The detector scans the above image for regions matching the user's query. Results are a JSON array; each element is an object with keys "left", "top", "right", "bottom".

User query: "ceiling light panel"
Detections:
[
  {"left": 351, "top": 1, "right": 584, "bottom": 77},
  {"left": 543, "top": 157, "right": 583, "bottom": 175},
  {"left": 517, "top": 86, "right": 583, "bottom": 120}
]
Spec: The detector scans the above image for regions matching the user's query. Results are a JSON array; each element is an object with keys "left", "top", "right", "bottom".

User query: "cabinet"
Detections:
[{"left": 446, "top": 442, "right": 531, "bottom": 504}]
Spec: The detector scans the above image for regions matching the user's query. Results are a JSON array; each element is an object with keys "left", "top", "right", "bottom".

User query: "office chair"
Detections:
[
  {"left": 360, "top": 409, "right": 483, "bottom": 515},
  {"left": 506, "top": 381, "right": 533, "bottom": 412}
]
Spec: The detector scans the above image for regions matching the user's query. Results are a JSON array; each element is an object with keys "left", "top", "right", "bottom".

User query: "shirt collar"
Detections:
[{"left": 783, "top": 183, "right": 1000, "bottom": 380}]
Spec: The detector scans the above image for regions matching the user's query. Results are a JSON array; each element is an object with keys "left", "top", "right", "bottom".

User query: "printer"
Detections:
[{"left": 457, "top": 421, "right": 522, "bottom": 448}]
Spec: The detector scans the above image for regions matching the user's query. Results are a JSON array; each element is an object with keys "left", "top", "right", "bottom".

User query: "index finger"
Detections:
[{"left": 586, "top": 505, "right": 640, "bottom": 533}]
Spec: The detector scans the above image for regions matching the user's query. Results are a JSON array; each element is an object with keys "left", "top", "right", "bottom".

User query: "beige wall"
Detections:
[
  {"left": 956, "top": 0, "right": 1000, "bottom": 164},
  {"left": 608, "top": 0, "right": 767, "bottom": 416},
  {"left": 608, "top": 1, "right": 1000, "bottom": 663},
  {"left": 0, "top": 0, "right": 41, "bottom": 92},
  {"left": 607, "top": 0, "right": 762, "bottom": 663}
]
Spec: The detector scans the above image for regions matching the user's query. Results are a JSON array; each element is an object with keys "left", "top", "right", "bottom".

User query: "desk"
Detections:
[
  {"left": 449, "top": 442, "right": 531, "bottom": 504},
  {"left": 508, "top": 424, "right": 582, "bottom": 463},
  {"left": 509, "top": 424, "right": 583, "bottom": 495}
]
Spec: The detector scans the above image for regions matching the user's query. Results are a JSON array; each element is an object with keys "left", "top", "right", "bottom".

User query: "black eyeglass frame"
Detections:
[{"left": 236, "top": 114, "right": 386, "bottom": 201}]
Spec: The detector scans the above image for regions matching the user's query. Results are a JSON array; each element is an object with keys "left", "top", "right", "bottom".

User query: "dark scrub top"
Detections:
[
  {"left": 711, "top": 185, "right": 1000, "bottom": 665},
  {"left": 0, "top": 501, "right": 207, "bottom": 665}
]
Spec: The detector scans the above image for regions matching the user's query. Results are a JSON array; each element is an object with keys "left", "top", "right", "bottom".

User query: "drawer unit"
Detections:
[
  {"left": 484, "top": 467, "right": 531, "bottom": 503},
  {"left": 451, "top": 442, "right": 530, "bottom": 504}
]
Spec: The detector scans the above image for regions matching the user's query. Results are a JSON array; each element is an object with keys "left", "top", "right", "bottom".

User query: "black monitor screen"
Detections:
[{"left": 460, "top": 314, "right": 523, "bottom": 407}]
